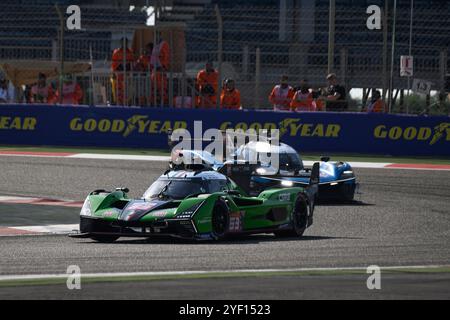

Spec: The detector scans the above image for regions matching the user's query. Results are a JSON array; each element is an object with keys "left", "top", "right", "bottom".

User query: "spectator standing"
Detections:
[
  {"left": 151, "top": 33, "right": 170, "bottom": 71},
  {"left": 315, "top": 88, "right": 327, "bottom": 111},
  {"left": 324, "top": 73, "right": 348, "bottom": 111},
  {"left": 196, "top": 61, "right": 219, "bottom": 109},
  {"left": 135, "top": 42, "right": 154, "bottom": 106},
  {"left": 150, "top": 34, "right": 170, "bottom": 107},
  {"left": 135, "top": 42, "right": 154, "bottom": 73},
  {"left": 111, "top": 38, "right": 135, "bottom": 105},
  {"left": 290, "top": 79, "right": 315, "bottom": 112},
  {"left": 365, "top": 90, "right": 387, "bottom": 113},
  {"left": 220, "top": 79, "right": 241, "bottom": 110},
  {"left": 269, "top": 75, "right": 295, "bottom": 111},
  {"left": 31, "top": 73, "right": 56, "bottom": 104},
  {"left": 0, "top": 79, "right": 8, "bottom": 103},
  {"left": 56, "top": 74, "right": 83, "bottom": 105}
]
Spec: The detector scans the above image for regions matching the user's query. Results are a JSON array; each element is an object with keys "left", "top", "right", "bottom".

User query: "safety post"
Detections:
[
  {"left": 55, "top": 4, "right": 65, "bottom": 105},
  {"left": 406, "top": 0, "right": 414, "bottom": 114},
  {"left": 382, "top": 0, "right": 389, "bottom": 102},
  {"left": 328, "top": 0, "right": 336, "bottom": 74},
  {"left": 255, "top": 47, "right": 261, "bottom": 109},
  {"left": 215, "top": 4, "right": 223, "bottom": 110},
  {"left": 388, "top": 0, "right": 397, "bottom": 114},
  {"left": 169, "top": 29, "right": 174, "bottom": 108},
  {"left": 89, "top": 44, "right": 95, "bottom": 106},
  {"left": 122, "top": 31, "right": 127, "bottom": 107}
]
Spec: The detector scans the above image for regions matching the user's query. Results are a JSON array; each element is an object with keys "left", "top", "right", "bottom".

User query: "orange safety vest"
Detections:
[
  {"left": 111, "top": 48, "right": 135, "bottom": 72},
  {"left": 136, "top": 54, "right": 152, "bottom": 72},
  {"left": 221, "top": 89, "right": 241, "bottom": 110},
  {"left": 56, "top": 83, "right": 83, "bottom": 105},
  {"left": 290, "top": 90, "right": 315, "bottom": 111},
  {"left": 197, "top": 69, "right": 219, "bottom": 94},
  {"left": 269, "top": 85, "right": 294, "bottom": 111},
  {"left": 367, "top": 99, "right": 387, "bottom": 113},
  {"left": 151, "top": 41, "right": 170, "bottom": 71}
]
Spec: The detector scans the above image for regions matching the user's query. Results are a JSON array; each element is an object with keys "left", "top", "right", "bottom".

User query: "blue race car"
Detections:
[{"left": 171, "top": 141, "right": 357, "bottom": 202}]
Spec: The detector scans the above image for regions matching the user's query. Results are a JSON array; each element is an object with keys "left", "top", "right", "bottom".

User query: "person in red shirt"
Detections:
[
  {"left": 111, "top": 38, "right": 135, "bottom": 105},
  {"left": 31, "top": 73, "right": 56, "bottom": 104},
  {"left": 221, "top": 79, "right": 241, "bottom": 110},
  {"left": 196, "top": 61, "right": 219, "bottom": 109},
  {"left": 269, "top": 75, "right": 295, "bottom": 111}
]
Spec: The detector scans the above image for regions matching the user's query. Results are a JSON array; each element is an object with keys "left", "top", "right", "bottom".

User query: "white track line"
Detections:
[
  {"left": 1, "top": 152, "right": 449, "bottom": 170},
  {"left": 68, "top": 153, "right": 170, "bottom": 162},
  {"left": 303, "top": 160, "right": 391, "bottom": 169},
  {"left": 8, "top": 224, "right": 78, "bottom": 234},
  {"left": 0, "top": 265, "right": 448, "bottom": 282}
]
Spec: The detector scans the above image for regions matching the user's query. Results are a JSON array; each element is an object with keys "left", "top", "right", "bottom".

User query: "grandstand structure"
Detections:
[
  {"left": 0, "top": 0, "right": 449, "bottom": 111},
  {"left": 0, "top": 0, "right": 146, "bottom": 61}
]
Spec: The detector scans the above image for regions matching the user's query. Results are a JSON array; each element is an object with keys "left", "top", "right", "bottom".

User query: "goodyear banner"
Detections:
[{"left": 0, "top": 104, "right": 450, "bottom": 156}]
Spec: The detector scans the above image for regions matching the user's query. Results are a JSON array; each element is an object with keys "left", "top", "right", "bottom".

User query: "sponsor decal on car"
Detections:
[
  {"left": 102, "top": 209, "right": 120, "bottom": 218},
  {"left": 126, "top": 202, "right": 159, "bottom": 211},
  {"left": 150, "top": 210, "right": 169, "bottom": 218},
  {"left": 278, "top": 193, "right": 291, "bottom": 201},
  {"left": 229, "top": 211, "right": 245, "bottom": 233}
]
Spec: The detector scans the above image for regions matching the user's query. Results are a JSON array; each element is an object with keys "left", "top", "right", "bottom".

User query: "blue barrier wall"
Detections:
[{"left": 1, "top": 104, "right": 450, "bottom": 156}]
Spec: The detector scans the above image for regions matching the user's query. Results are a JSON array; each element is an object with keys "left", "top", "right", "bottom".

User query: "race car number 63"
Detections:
[{"left": 222, "top": 304, "right": 271, "bottom": 315}]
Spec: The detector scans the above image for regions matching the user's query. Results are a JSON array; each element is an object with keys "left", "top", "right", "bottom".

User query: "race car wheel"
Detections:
[
  {"left": 274, "top": 194, "right": 309, "bottom": 238},
  {"left": 211, "top": 200, "right": 229, "bottom": 240},
  {"left": 339, "top": 183, "right": 355, "bottom": 201},
  {"left": 90, "top": 236, "right": 119, "bottom": 243}
]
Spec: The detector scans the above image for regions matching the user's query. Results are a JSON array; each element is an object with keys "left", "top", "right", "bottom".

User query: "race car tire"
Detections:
[
  {"left": 274, "top": 193, "right": 309, "bottom": 238},
  {"left": 90, "top": 236, "right": 120, "bottom": 243},
  {"left": 339, "top": 183, "right": 355, "bottom": 201},
  {"left": 211, "top": 199, "right": 230, "bottom": 240}
]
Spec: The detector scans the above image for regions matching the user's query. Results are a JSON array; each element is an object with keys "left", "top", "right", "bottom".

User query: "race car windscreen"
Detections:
[
  {"left": 280, "top": 153, "right": 303, "bottom": 171},
  {"left": 143, "top": 179, "right": 207, "bottom": 200}
]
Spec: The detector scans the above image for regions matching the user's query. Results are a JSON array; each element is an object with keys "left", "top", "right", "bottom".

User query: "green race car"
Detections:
[{"left": 70, "top": 163, "right": 319, "bottom": 242}]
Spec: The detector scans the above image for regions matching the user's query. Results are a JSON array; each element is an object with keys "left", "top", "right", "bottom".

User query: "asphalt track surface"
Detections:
[{"left": 0, "top": 156, "right": 449, "bottom": 299}]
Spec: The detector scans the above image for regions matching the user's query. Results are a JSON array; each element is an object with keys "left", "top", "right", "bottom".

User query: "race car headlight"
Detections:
[
  {"left": 281, "top": 180, "right": 294, "bottom": 187},
  {"left": 342, "top": 170, "right": 354, "bottom": 177},
  {"left": 80, "top": 198, "right": 92, "bottom": 217},
  {"left": 256, "top": 168, "right": 267, "bottom": 175}
]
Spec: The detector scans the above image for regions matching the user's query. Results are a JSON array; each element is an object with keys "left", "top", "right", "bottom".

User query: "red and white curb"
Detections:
[
  {"left": 0, "top": 196, "right": 83, "bottom": 208},
  {"left": 0, "top": 195, "right": 81, "bottom": 236},
  {"left": 1, "top": 150, "right": 450, "bottom": 171},
  {"left": 0, "top": 224, "right": 78, "bottom": 237}
]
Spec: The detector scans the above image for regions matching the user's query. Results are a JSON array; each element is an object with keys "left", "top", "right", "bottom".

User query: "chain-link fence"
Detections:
[
  {"left": 0, "top": 0, "right": 449, "bottom": 115},
  {"left": 187, "top": 0, "right": 450, "bottom": 114}
]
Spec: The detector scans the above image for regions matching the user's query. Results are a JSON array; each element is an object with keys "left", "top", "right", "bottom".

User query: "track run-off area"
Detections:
[{"left": 0, "top": 153, "right": 449, "bottom": 299}]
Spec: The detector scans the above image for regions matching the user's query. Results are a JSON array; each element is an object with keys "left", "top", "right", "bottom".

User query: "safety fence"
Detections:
[{"left": 0, "top": 104, "right": 449, "bottom": 156}]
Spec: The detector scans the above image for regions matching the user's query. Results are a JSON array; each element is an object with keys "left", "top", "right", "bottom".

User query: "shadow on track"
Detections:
[
  {"left": 74, "top": 234, "right": 363, "bottom": 246},
  {"left": 316, "top": 200, "right": 374, "bottom": 207}
]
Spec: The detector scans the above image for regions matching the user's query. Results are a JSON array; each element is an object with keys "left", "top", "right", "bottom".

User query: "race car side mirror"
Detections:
[
  {"left": 115, "top": 187, "right": 129, "bottom": 193},
  {"left": 320, "top": 156, "right": 330, "bottom": 162},
  {"left": 309, "top": 163, "right": 320, "bottom": 186}
]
